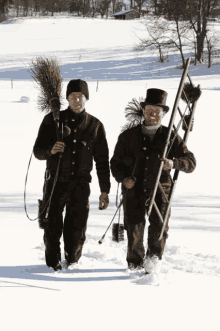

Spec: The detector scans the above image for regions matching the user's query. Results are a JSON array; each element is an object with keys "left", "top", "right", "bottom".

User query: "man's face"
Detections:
[
  {"left": 143, "top": 104, "right": 165, "bottom": 126},
  {"left": 68, "top": 92, "right": 87, "bottom": 113}
]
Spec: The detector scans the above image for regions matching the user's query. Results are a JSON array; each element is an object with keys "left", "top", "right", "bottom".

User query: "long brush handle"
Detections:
[{"left": 98, "top": 199, "right": 123, "bottom": 244}]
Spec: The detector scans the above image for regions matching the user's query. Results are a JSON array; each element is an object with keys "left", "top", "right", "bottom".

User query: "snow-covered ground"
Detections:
[{"left": 0, "top": 16, "right": 219, "bottom": 331}]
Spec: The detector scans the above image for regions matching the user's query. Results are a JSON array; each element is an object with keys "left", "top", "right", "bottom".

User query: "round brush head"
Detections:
[{"left": 181, "top": 83, "right": 202, "bottom": 104}]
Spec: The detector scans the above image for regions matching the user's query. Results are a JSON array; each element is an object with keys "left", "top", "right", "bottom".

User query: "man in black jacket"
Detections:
[
  {"left": 110, "top": 89, "right": 196, "bottom": 273},
  {"left": 34, "top": 79, "right": 110, "bottom": 271}
]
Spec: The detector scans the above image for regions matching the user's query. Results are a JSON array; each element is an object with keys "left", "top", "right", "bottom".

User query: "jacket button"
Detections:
[
  {"left": 143, "top": 147, "right": 146, "bottom": 150},
  {"left": 73, "top": 139, "right": 76, "bottom": 142},
  {"left": 146, "top": 156, "right": 149, "bottom": 159},
  {"left": 74, "top": 129, "right": 77, "bottom": 132},
  {"left": 72, "top": 162, "right": 75, "bottom": 164},
  {"left": 73, "top": 151, "right": 75, "bottom": 154},
  {"left": 72, "top": 119, "right": 75, "bottom": 121},
  {"left": 71, "top": 172, "right": 74, "bottom": 175}
]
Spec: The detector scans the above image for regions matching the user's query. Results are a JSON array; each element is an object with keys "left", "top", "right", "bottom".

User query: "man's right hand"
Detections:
[
  {"left": 123, "top": 177, "right": 136, "bottom": 189},
  {"left": 51, "top": 142, "right": 66, "bottom": 154}
]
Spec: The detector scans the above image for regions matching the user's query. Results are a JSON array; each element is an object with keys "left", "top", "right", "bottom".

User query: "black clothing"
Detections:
[
  {"left": 111, "top": 124, "right": 196, "bottom": 264},
  {"left": 43, "top": 180, "right": 90, "bottom": 268},
  {"left": 34, "top": 107, "right": 110, "bottom": 193},
  {"left": 110, "top": 124, "right": 196, "bottom": 192},
  {"left": 123, "top": 184, "right": 170, "bottom": 265},
  {"left": 34, "top": 107, "right": 110, "bottom": 268}
]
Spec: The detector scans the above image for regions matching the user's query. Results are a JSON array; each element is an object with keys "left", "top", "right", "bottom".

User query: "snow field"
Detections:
[{"left": 0, "top": 16, "right": 220, "bottom": 331}]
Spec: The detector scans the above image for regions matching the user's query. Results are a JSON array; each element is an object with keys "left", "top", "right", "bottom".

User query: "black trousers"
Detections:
[
  {"left": 42, "top": 180, "right": 90, "bottom": 268},
  {"left": 123, "top": 184, "right": 170, "bottom": 266}
]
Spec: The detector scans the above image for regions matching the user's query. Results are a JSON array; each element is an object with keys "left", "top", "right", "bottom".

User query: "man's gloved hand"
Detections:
[
  {"left": 161, "top": 158, "right": 174, "bottom": 170},
  {"left": 123, "top": 176, "right": 136, "bottom": 189},
  {"left": 99, "top": 192, "right": 109, "bottom": 210}
]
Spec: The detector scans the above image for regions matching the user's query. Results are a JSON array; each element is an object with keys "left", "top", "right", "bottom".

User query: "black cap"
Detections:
[{"left": 66, "top": 79, "right": 89, "bottom": 100}]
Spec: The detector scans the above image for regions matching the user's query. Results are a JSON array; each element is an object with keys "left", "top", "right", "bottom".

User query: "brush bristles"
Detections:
[
  {"left": 112, "top": 223, "right": 124, "bottom": 242},
  {"left": 29, "top": 56, "right": 63, "bottom": 114},
  {"left": 121, "top": 98, "right": 144, "bottom": 132},
  {"left": 181, "top": 83, "right": 202, "bottom": 104}
]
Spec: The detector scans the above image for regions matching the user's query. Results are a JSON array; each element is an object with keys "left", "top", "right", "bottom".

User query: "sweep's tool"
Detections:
[
  {"left": 112, "top": 184, "right": 124, "bottom": 242},
  {"left": 143, "top": 58, "right": 201, "bottom": 241},
  {"left": 24, "top": 56, "right": 71, "bottom": 222},
  {"left": 98, "top": 199, "right": 123, "bottom": 244}
]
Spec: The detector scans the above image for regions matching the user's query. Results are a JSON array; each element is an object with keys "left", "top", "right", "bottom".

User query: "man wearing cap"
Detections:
[
  {"left": 34, "top": 79, "right": 110, "bottom": 271},
  {"left": 110, "top": 88, "right": 196, "bottom": 273}
]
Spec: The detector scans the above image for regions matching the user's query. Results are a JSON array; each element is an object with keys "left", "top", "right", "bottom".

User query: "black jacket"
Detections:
[
  {"left": 110, "top": 124, "right": 196, "bottom": 192},
  {"left": 34, "top": 107, "right": 111, "bottom": 193}
]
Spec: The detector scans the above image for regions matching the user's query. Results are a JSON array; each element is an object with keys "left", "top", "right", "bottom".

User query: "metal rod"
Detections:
[{"left": 98, "top": 199, "right": 123, "bottom": 244}]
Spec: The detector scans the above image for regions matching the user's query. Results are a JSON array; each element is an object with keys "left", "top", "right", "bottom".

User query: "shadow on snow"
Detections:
[
  {"left": 0, "top": 53, "right": 218, "bottom": 81},
  {"left": 0, "top": 264, "right": 129, "bottom": 285}
]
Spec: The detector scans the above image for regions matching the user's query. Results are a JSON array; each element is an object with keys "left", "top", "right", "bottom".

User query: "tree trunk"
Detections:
[
  {"left": 194, "top": 42, "right": 197, "bottom": 65},
  {"left": 208, "top": 48, "right": 211, "bottom": 68},
  {"left": 175, "top": 19, "right": 185, "bottom": 67},
  {"left": 196, "top": 33, "right": 206, "bottom": 62},
  {"left": 158, "top": 45, "right": 164, "bottom": 62}
]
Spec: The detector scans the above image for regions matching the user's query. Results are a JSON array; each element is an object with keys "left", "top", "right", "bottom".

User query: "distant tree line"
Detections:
[{"left": 0, "top": 0, "right": 153, "bottom": 20}]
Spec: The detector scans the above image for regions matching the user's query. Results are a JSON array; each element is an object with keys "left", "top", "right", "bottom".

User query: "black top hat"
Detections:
[{"left": 140, "top": 88, "right": 169, "bottom": 113}]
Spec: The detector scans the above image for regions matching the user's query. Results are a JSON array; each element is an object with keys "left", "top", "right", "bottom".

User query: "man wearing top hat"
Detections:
[
  {"left": 110, "top": 88, "right": 196, "bottom": 273},
  {"left": 34, "top": 79, "right": 110, "bottom": 271}
]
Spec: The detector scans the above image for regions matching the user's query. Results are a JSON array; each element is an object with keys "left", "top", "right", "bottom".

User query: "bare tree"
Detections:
[
  {"left": 134, "top": 0, "right": 146, "bottom": 14},
  {"left": 46, "top": 0, "right": 57, "bottom": 16},
  {"left": 111, "top": 0, "right": 117, "bottom": 12},
  {"left": 148, "top": 0, "right": 158, "bottom": 15},
  {"left": 0, "top": 0, "right": 12, "bottom": 17},
  {"left": 205, "top": 28, "right": 220, "bottom": 67},
  {"left": 184, "top": 0, "right": 220, "bottom": 62},
  {"left": 153, "top": 0, "right": 220, "bottom": 63},
  {"left": 136, "top": 16, "right": 190, "bottom": 67},
  {"left": 91, "top": 0, "right": 97, "bottom": 16},
  {"left": 135, "top": 18, "right": 171, "bottom": 63},
  {"left": 22, "top": 0, "right": 29, "bottom": 16},
  {"left": 69, "top": 0, "right": 81, "bottom": 15},
  {"left": 96, "top": 0, "right": 111, "bottom": 18}
]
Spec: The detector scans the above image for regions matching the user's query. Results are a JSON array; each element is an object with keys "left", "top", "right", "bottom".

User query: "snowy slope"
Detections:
[{"left": 0, "top": 16, "right": 219, "bottom": 331}]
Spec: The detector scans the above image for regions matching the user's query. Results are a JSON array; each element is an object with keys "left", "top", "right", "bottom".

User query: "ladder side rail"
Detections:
[
  {"left": 158, "top": 174, "right": 179, "bottom": 241},
  {"left": 158, "top": 96, "right": 199, "bottom": 241},
  {"left": 147, "top": 58, "right": 191, "bottom": 217}
]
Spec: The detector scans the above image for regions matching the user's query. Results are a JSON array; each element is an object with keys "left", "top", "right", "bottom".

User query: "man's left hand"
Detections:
[
  {"left": 99, "top": 192, "right": 109, "bottom": 210},
  {"left": 162, "top": 158, "right": 174, "bottom": 170}
]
